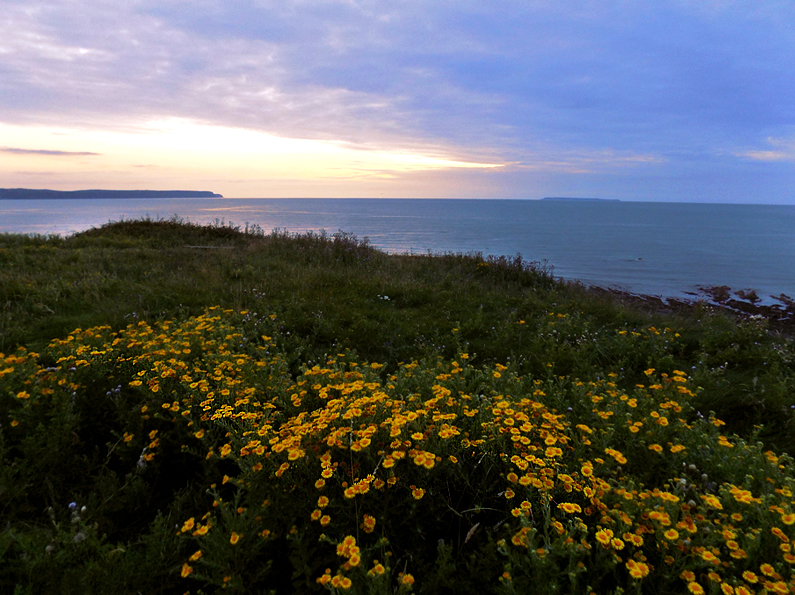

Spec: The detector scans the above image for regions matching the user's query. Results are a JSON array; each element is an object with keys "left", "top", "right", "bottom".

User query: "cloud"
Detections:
[
  {"left": 0, "top": 147, "right": 100, "bottom": 156},
  {"left": 508, "top": 149, "right": 666, "bottom": 174},
  {"left": 741, "top": 150, "right": 795, "bottom": 163},
  {"left": 736, "top": 137, "right": 795, "bottom": 162},
  {"left": 1, "top": 0, "right": 794, "bottom": 201},
  {"left": 3, "top": 3, "right": 790, "bottom": 143}
]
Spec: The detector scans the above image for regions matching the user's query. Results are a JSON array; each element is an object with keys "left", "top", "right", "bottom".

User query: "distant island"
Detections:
[
  {"left": 541, "top": 197, "right": 620, "bottom": 202},
  {"left": 0, "top": 188, "right": 223, "bottom": 199}
]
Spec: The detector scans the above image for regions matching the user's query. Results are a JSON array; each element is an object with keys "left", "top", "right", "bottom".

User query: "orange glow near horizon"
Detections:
[{"left": 0, "top": 120, "right": 504, "bottom": 197}]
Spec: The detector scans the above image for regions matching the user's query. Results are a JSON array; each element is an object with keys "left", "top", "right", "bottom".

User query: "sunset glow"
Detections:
[
  {"left": 1, "top": 120, "right": 502, "bottom": 196},
  {"left": 1, "top": 1, "right": 793, "bottom": 202}
]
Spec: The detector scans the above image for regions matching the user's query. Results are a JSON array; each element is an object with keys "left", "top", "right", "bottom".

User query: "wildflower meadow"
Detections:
[{"left": 1, "top": 220, "right": 794, "bottom": 593}]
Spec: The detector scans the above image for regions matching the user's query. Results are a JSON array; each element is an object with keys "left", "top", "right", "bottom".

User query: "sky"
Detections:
[{"left": 1, "top": 0, "right": 794, "bottom": 203}]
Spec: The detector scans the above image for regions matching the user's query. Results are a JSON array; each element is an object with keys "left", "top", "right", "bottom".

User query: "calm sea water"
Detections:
[{"left": 2, "top": 198, "right": 793, "bottom": 303}]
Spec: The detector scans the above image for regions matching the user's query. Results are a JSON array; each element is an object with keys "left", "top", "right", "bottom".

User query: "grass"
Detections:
[
  {"left": 2, "top": 218, "right": 792, "bottom": 445},
  {"left": 1, "top": 219, "right": 793, "bottom": 594}
]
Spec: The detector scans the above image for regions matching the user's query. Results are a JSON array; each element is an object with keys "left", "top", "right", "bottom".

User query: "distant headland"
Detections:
[
  {"left": 541, "top": 197, "right": 620, "bottom": 202},
  {"left": 0, "top": 188, "right": 224, "bottom": 199}
]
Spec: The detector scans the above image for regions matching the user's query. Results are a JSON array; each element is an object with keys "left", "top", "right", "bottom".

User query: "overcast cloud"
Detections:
[{"left": 1, "top": 0, "right": 793, "bottom": 201}]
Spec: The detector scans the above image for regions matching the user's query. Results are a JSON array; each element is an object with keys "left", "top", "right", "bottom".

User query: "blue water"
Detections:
[{"left": 1, "top": 198, "right": 793, "bottom": 303}]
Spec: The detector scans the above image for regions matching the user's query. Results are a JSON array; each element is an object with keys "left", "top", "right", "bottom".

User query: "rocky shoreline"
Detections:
[{"left": 584, "top": 284, "right": 795, "bottom": 336}]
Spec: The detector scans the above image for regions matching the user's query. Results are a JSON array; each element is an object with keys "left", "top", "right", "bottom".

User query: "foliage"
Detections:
[
  {"left": 1, "top": 219, "right": 793, "bottom": 592},
  {"left": 2, "top": 307, "right": 794, "bottom": 593}
]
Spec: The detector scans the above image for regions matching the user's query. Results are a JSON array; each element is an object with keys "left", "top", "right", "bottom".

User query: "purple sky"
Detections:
[{"left": 1, "top": 0, "right": 794, "bottom": 202}]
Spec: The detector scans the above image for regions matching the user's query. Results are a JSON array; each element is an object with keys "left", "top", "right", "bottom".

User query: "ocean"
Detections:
[{"left": 1, "top": 198, "right": 793, "bottom": 304}]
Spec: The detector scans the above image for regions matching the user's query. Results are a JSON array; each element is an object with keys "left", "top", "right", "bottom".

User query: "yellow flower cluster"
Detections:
[{"left": 5, "top": 309, "right": 793, "bottom": 594}]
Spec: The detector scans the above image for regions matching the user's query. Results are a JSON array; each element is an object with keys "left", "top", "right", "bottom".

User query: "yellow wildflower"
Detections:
[
  {"left": 595, "top": 528, "right": 613, "bottom": 546},
  {"left": 626, "top": 559, "right": 650, "bottom": 579},
  {"left": 558, "top": 502, "right": 582, "bottom": 514}
]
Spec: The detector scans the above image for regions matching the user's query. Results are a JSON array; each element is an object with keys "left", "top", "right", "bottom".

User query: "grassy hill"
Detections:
[{"left": 1, "top": 219, "right": 793, "bottom": 594}]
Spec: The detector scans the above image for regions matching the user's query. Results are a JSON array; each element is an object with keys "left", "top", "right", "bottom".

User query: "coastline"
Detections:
[
  {"left": 0, "top": 188, "right": 223, "bottom": 199},
  {"left": 2, "top": 199, "right": 792, "bottom": 309},
  {"left": 582, "top": 283, "right": 795, "bottom": 336}
]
